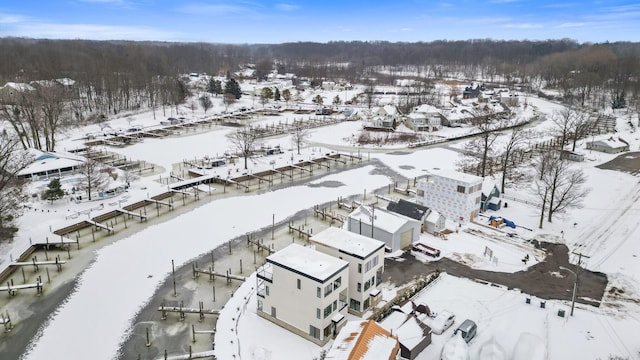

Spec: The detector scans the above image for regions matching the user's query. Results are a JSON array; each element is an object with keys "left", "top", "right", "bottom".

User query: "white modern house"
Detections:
[
  {"left": 310, "top": 227, "right": 385, "bottom": 316},
  {"left": 256, "top": 243, "right": 349, "bottom": 346},
  {"left": 416, "top": 170, "right": 483, "bottom": 225},
  {"left": 347, "top": 205, "right": 421, "bottom": 252}
]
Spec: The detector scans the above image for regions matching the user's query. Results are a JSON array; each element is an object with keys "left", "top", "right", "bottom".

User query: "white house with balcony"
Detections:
[
  {"left": 416, "top": 170, "right": 483, "bottom": 225},
  {"left": 256, "top": 243, "right": 349, "bottom": 346},
  {"left": 309, "top": 227, "right": 385, "bottom": 316}
]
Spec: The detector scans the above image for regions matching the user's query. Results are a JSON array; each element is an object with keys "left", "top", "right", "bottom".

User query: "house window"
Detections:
[
  {"left": 363, "top": 298, "right": 370, "bottom": 310},
  {"left": 358, "top": 263, "right": 362, "bottom": 273},
  {"left": 297, "top": 278, "right": 301, "bottom": 290},
  {"left": 324, "top": 283, "right": 333, "bottom": 297},
  {"left": 316, "top": 308, "right": 321, "bottom": 319},
  {"left": 373, "top": 256, "right": 379, "bottom": 267},
  {"left": 364, "top": 279, "right": 371, "bottom": 291},
  {"left": 310, "top": 325, "right": 320, "bottom": 339},
  {"left": 334, "top": 277, "right": 342, "bottom": 289},
  {"left": 333, "top": 300, "right": 337, "bottom": 311},
  {"left": 265, "top": 285, "right": 269, "bottom": 296},
  {"left": 324, "top": 304, "right": 333, "bottom": 318},
  {"left": 376, "top": 268, "right": 383, "bottom": 286},
  {"left": 350, "top": 299, "right": 361, "bottom": 311},
  {"left": 417, "top": 189, "right": 424, "bottom": 197},
  {"left": 317, "top": 287, "right": 321, "bottom": 298},
  {"left": 457, "top": 185, "right": 466, "bottom": 194},
  {"left": 271, "top": 306, "right": 276, "bottom": 318},
  {"left": 357, "top": 282, "right": 362, "bottom": 292}
]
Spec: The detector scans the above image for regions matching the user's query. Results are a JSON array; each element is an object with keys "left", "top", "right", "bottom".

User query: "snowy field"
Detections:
[{"left": 1, "top": 86, "right": 639, "bottom": 359}]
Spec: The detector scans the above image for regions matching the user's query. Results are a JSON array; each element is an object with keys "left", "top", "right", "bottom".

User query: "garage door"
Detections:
[{"left": 400, "top": 228, "right": 413, "bottom": 249}]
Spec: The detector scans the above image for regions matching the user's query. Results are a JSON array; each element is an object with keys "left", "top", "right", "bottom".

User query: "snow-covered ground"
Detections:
[{"left": 2, "top": 84, "right": 639, "bottom": 360}]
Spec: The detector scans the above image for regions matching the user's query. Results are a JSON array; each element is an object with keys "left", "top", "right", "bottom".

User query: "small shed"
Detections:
[
  {"left": 481, "top": 183, "right": 502, "bottom": 212},
  {"left": 559, "top": 150, "right": 585, "bottom": 162},
  {"left": 425, "top": 210, "right": 446, "bottom": 235},
  {"left": 347, "top": 206, "right": 421, "bottom": 252}
]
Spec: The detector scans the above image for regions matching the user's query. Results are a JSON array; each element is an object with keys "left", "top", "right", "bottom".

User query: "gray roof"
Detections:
[{"left": 387, "top": 199, "right": 428, "bottom": 221}]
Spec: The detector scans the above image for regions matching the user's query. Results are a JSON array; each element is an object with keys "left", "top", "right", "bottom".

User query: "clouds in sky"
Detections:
[{"left": 0, "top": 1, "right": 638, "bottom": 43}]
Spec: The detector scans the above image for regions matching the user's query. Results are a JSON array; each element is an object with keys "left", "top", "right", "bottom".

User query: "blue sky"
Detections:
[{"left": 1, "top": 0, "right": 639, "bottom": 43}]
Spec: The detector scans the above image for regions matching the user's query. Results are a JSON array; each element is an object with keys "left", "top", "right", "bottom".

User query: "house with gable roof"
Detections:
[
  {"left": 366, "top": 105, "right": 400, "bottom": 130},
  {"left": 405, "top": 104, "right": 442, "bottom": 132},
  {"left": 0, "top": 82, "right": 36, "bottom": 103},
  {"left": 347, "top": 205, "right": 421, "bottom": 252},
  {"left": 326, "top": 319, "right": 400, "bottom": 360},
  {"left": 586, "top": 136, "right": 629, "bottom": 154},
  {"left": 386, "top": 199, "right": 446, "bottom": 235},
  {"left": 480, "top": 182, "right": 502, "bottom": 212},
  {"left": 310, "top": 227, "right": 385, "bottom": 316},
  {"left": 381, "top": 300, "right": 433, "bottom": 360}
]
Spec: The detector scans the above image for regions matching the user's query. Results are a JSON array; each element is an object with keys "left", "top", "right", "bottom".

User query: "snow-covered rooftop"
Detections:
[
  {"left": 348, "top": 206, "right": 418, "bottom": 234},
  {"left": 310, "top": 227, "right": 385, "bottom": 259},
  {"left": 267, "top": 243, "right": 348, "bottom": 282},
  {"left": 326, "top": 319, "right": 399, "bottom": 360},
  {"left": 427, "top": 168, "right": 483, "bottom": 185}
]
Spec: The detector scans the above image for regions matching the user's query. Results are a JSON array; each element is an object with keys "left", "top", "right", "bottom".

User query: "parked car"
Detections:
[
  {"left": 431, "top": 310, "right": 456, "bottom": 335},
  {"left": 453, "top": 319, "right": 477, "bottom": 343}
]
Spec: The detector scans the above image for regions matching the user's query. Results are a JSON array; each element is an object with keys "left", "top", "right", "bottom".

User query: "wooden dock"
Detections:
[{"left": 0, "top": 278, "right": 43, "bottom": 296}]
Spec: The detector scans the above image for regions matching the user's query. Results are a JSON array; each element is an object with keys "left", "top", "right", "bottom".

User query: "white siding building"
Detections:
[
  {"left": 257, "top": 244, "right": 349, "bottom": 346},
  {"left": 347, "top": 205, "right": 421, "bottom": 252},
  {"left": 310, "top": 227, "right": 385, "bottom": 316},
  {"left": 416, "top": 170, "right": 483, "bottom": 225}
]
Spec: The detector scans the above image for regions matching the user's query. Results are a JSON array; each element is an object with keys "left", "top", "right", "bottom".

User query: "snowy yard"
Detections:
[{"left": 1, "top": 89, "right": 639, "bottom": 360}]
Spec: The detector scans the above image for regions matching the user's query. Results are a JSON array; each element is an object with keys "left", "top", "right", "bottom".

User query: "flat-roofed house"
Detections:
[
  {"left": 416, "top": 170, "right": 483, "bottom": 225},
  {"left": 256, "top": 243, "right": 349, "bottom": 346},
  {"left": 310, "top": 227, "right": 385, "bottom": 316}
]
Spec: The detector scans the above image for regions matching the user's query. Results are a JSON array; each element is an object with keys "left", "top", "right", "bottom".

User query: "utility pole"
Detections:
[
  {"left": 370, "top": 204, "right": 375, "bottom": 239},
  {"left": 569, "top": 251, "right": 590, "bottom": 316}
]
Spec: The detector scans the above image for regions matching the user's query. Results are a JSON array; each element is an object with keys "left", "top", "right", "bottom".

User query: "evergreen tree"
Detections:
[
  {"left": 224, "top": 78, "right": 242, "bottom": 100},
  {"left": 274, "top": 88, "right": 281, "bottom": 101},
  {"left": 42, "top": 178, "right": 64, "bottom": 203},
  {"left": 207, "top": 78, "right": 223, "bottom": 96}
]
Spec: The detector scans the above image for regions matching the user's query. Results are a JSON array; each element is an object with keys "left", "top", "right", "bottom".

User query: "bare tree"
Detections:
[
  {"left": 499, "top": 125, "right": 530, "bottom": 193},
  {"left": 223, "top": 93, "right": 236, "bottom": 112},
  {"left": 227, "top": 127, "right": 257, "bottom": 170},
  {"left": 534, "top": 150, "right": 589, "bottom": 228},
  {"left": 199, "top": 94, "right": 212, "bottom": 114},
  {"left": 79, "top": 157, "right": 110, "bottom": 201},
  {"left": 291, "top": 126, "right": 311, "bottom": 155},
  {"left": 569, "top": 110, "right": 595, "bottom": 151},
  {"left": 550, "top": 107, "right": 578, "bottom": 150},
  {"left": 0, "top": 131, "right": 31, "bottom": 234},
  {"left": 464, "top": 110, "right": 503, "bottom": 178}
]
